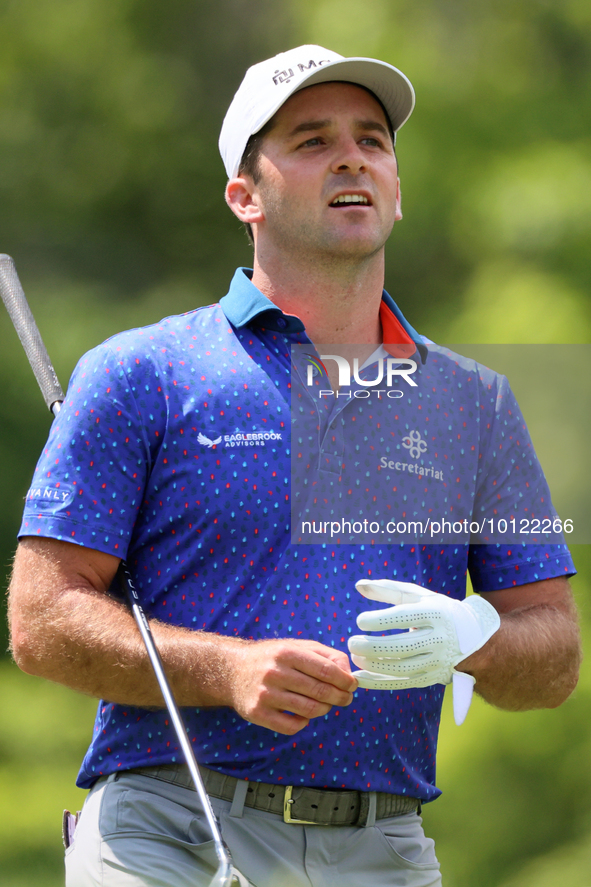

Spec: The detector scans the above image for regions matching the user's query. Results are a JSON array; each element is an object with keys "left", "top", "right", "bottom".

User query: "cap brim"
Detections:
[{"left": 255, "top": 56, "right": 415, "bottom": 138}]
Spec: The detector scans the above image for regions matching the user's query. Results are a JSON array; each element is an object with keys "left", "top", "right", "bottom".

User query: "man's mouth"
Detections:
[{"left": 329, "top": 194, "right": 371, "bottom": 207}]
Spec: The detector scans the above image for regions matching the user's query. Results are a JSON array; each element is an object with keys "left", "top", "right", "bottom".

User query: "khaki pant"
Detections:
[{"left": 65, "top": 771, "right": 442, "bottom": 887}]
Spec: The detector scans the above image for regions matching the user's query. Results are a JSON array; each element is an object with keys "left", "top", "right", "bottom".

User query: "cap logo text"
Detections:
[{"left": 273, "top": 59, "right": 332, "bottom": 85}]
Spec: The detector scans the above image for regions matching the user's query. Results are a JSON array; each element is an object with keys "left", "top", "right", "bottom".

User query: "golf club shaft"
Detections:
[
  {"left": 118, "top": 564, "right": 233, "bottom": 887},
  {"left": 1, "top": 254, "right": 233, "bottom": 887}
]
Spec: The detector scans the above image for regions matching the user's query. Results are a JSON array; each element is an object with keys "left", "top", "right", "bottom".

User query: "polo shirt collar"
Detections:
[
  {"left": 220, "top": 267, "right": 428, "bottom": 362},
  {"left": 220, "top": 268, "right": 305, "bottom": 333}
]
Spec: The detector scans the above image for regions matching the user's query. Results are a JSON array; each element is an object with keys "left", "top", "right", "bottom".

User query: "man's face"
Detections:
[{"left": 247, "top": 82, "right": 402, "bottom": 262}]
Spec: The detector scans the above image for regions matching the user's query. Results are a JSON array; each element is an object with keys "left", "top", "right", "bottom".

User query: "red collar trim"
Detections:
[{"left": 379, "top": 301, "right": 417, "bottom": 358}]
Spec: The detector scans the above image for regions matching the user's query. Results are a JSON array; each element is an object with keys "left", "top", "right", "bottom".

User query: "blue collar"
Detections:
[
  {"left": 220, "top": 267, "right": 427, "bottom": 361},
  {"left": 220, "top": 268, "right": 305, "bottom": 333}
]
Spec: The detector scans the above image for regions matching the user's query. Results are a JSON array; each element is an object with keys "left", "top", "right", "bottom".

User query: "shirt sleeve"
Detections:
[
  {"left": 468, "top": 542, "right": 576, "bottom": 591},
  {"left": 467, "top": 371, "right": 575, "bottom": 590},
  {"left": 18, "top": 335, "right": 162, "bottom": 558}
]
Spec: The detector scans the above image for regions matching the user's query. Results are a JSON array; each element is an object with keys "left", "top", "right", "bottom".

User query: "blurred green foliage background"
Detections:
[{"left": 1, "top": 1, "right": 590, "bottom": 884}]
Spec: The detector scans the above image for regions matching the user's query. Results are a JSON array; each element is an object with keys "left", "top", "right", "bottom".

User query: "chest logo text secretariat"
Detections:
[{"left": 380, "top": 431, "right": 444, "bottom": 481}]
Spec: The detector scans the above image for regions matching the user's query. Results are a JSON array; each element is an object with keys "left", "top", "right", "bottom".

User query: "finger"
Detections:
[
  {"left": 348, "top": 628, "right": 433, "bottom": 658},
  {"left": 350, "top": 652, "right": 435, "bottom": 676},
  {"left": 282, "top": 668, "right": 355, "bottom": 708},
  {"left": 356, "top": 603, "right": 437, "bottom": 633},
  {"left": 313, "top": 646, "right": 358, "bottom": 688},
  {"left": 315, "top": 645, "right": 355, "bottom": 673},
  {"left": 254, "top": 709, "right": 311, "bottom": 736},
  {"left": 240, "top": 684, "right": 332, "bottom": 732},
  {"left": 353, "top": 670, "right": 436, "bottom": 691},
  {"left": 289, "top": 647, "right": 358, "bottom": 693},
  {"left": 250, "top": 681, "right": 343, "bottom": 723},
  {"left": 355, "top": 578, "right": 435, "bottom": 606},
  {"left": 280, "top": 689, "right": 336, "bottom": 721}
]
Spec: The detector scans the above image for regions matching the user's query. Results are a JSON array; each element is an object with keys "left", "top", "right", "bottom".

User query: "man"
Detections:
[{"left": 8, "top": 45, "right": 581, "bottom": 887}]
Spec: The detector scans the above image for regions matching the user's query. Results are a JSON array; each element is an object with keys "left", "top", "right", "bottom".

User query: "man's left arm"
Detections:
[{"left": 457, "top": 577, "right": 582, "bottom": 710}]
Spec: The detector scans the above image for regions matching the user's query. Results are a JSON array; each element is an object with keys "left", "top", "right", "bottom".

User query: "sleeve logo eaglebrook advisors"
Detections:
[
  {"left": 198, "top": 429, "right": 283, "bottom": 449},
  {"left": 197, "top": 432, "right": 222, "bottom": 448}
]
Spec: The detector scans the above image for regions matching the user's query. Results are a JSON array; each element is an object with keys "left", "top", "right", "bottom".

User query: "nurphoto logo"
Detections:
[
  {"left": 304, "top": 353, "right": 418, "bottom": 387},
  {"left": 303, "top": 353, "right": 418, "bottom": 399}
]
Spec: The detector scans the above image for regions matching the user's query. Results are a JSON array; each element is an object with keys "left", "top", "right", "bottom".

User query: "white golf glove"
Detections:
[{"left": 348, "top": 579, "right": 501, "bottom": 725}]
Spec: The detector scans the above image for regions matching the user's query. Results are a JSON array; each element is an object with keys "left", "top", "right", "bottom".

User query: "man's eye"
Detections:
[
  {"left": 361, "top": 137, "right": 381, "bottom": 147},
  {"left": 300, "top": 137, "right": 322, "bottom": 147}
]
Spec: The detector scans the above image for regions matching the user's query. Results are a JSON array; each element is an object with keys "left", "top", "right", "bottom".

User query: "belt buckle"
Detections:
[{"left": 283, "top": 786, "right": 318, "bottom": 825}]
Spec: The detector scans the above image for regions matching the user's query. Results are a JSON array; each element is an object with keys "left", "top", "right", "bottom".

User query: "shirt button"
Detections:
[{"left": 277, "top": 317, "right": 287, "bottom": 329}]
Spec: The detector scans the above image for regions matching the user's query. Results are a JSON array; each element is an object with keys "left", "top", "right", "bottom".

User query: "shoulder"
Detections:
[
  {"left": 420, "top": 345, "right": 511, "bottom": 415},
  {"left": 72, "top": 303, "right": 227, "bottom": 375},
  {"left": 423, "top": 344, "right": 503, "bottom": 384},
  {"left": 99, "top": 303, "right": 224, "bottom": 356}
]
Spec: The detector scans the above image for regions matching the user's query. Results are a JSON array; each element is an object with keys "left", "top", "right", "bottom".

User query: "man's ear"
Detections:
[
  {"left": 225, "top": 177, "right": 265, "bottom": 225},
  {"left": 395, "top": 177, "right": 402, "bottom": 222}
]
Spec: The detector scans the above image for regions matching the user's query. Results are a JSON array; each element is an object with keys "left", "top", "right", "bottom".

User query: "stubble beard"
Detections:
[{"left": 259, "top": 191, "right": 392, "bottom": 278}]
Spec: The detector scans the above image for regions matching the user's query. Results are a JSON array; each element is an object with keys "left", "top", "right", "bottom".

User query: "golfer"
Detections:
[{"left": 9, "top": 45, "right": 581, "bottom": 887}]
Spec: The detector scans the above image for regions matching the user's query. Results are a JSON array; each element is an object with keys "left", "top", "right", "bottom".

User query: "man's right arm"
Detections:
[{"left": 9, "top": 536, "right": 356, "bottom": 735}]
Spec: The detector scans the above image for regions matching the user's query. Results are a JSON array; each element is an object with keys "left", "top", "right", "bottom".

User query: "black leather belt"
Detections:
[{"left": 125, "top": 764, "right": 420, "bottom": 826}]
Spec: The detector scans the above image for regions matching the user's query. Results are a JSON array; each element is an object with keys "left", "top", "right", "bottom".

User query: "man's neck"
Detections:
[{"left": 250, "top": 249, "right": 385, "bottom": 348}]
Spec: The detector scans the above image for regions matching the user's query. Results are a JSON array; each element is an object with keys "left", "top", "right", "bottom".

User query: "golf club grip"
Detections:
[{"left": 0, "top": 254, "right": 65, "bottom": 411}]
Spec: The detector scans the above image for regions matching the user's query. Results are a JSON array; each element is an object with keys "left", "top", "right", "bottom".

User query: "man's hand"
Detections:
[
  {"left": 9, "top": 537, "right": 356, "bottom": 736},
  {"left": 347, "top": 579, "right": 500, "bottom": 724},
  {"left": 225, "top": 639, "right": 357, "bottom": 735}
]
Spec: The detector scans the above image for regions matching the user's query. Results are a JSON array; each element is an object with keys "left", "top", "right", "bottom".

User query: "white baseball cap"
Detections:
[{"left": 219, "top": 44, "right": 415, "bottom": 179}]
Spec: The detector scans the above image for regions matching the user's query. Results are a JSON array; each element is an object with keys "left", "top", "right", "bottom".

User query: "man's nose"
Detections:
[{"left": 330, "top": 138, "right": 367, "bottom": 175}]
